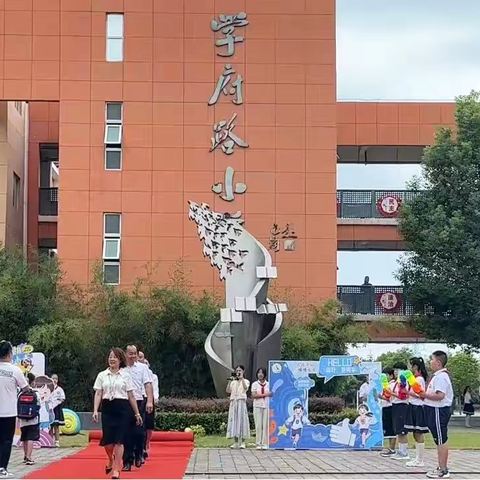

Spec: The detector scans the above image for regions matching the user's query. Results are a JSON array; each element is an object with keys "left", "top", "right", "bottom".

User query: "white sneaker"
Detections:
[
  {"left": 240, "top": 443, "right": 246, "bottom": 449},
  {"left": 391, "top": 453, "right": 410, "bottom": 460},
  {"left": 0, "top": 469, "right": 14, "bottom": 478},
  {"left": 406, "top": 459, "right": 425, "bottom": 467},
  {"left": 256, "top": 445, "right": 262, "bottom": 450},
  {"left": 261, "top": 445, "right": 268, "bottom": 450},
  {"left": 230, "top": 443, "right": 238, "bottom": 449},
  {"left": 55, "top": 441, "right": 60, "bottom": 448}
]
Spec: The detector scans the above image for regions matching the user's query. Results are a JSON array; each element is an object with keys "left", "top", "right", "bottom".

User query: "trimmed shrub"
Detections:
[
  {"left": 157, "top": 395, "right": 344, "bottom": 414},
  {"left": 155, "top": 407, "right": 357, "bottom": 434}
]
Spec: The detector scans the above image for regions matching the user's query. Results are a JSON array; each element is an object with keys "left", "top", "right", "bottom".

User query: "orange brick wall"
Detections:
[
  {"left": 0, "top": 0, "right": 338, "bottom": 301},
  {"left": 337, "top": 102, "right": 455, "bottom": 145}
]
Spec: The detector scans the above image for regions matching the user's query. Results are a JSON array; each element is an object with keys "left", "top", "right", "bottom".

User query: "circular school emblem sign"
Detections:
[
  {"left": 377, "top": 292, "right": 401, "bottom": 313},
  {"left": 376, "top": 195, "right": 401, "bottom": 217}
]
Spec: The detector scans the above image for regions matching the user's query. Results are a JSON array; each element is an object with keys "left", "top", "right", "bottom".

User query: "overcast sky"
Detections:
[
  {"left": 334, "top": 1, "right": 479, "bottom": 354},
  {"left": 335, "top": 0, "right": 478, "bottom": 288}
]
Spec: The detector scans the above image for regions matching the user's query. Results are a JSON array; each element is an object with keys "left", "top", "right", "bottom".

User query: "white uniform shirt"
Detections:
[
  {"left": 125, "top": 362, "right": 152, "bottom": 401},
  {"left": 94, "top": 368, "right": 133, "bottom": 400},
  {"left": 380, "top": 380, "right": 395, "bottom": 408},
  {"left": 152, "top": 373, "right": 159, "bottom": 402},
  {"left": 0, "top": 362, "right": 28, "bottom": 417},
  {"left": 228, "top": 378, "right": 250, "bottom": 400},
  {"left": 359, "top": 382, "right": 370, "bottom": 400},
  {"left": 408, "top": 376, "right": 426, "bottom": 406},
  {"left": 391, "top": 379, "right": 408, "bottom": 404},
  {"left": 50, "top": 386, "right": 66, "bottom": 409},
  {"left": 424, "top": 369, "right": 453, "bottom": 408},
  {"left": 251, "top": 380, "right": 270, "bottom": 408}
]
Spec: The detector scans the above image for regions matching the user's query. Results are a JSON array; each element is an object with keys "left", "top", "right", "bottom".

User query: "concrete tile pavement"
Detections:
[
  {"left": 7, "top": 447, "right": 79, "bottom": 478},
  {"left": 184, "top": 449, "right": 480, "bottom": 479}
]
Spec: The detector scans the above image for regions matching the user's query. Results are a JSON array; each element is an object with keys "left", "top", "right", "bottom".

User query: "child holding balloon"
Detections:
[
  {"left": 390, "top": 362, "right": 410, "bottom": 460},
  {"left": 405, "top": 357, "right": 429, "bottom": 467}
]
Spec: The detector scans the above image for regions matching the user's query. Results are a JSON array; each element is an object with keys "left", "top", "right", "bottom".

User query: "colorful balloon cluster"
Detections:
[
  {"left": 380, "top": 373, "right": 391, "bottom": 399},
  {"left": 402, "top": 370, "right": 423, "bottom": 394}
]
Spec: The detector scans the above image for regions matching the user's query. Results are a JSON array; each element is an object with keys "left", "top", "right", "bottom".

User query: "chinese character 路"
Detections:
[
  {"left": 210, "top": 113, "right": 249, "bottom": 155},
  {"left": 208, "top": 64, "right": 243, "bottom": 106},
  {"left": 211, "top": 12, "right": 249, "bottom": 57}
]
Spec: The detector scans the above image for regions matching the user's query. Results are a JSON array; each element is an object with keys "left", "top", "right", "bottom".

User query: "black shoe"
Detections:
[
  {"left": 134, "top": 458, "right": 142, "bottom": 468},
  {"left": 143, "top": 451, "right": 148, "bottom": 460},
  {"left": 105, "top": 466, "right": 113, "bottom": 474},
  {"left": 121, "top": 464, "right": 131, "bottom": 472},
  {"left": 112, "top": 471, "right": 120, "bottom": 479}
]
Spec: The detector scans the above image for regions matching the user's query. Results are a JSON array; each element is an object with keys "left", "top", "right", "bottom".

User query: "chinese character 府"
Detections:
[{"left": 208, "top": 64, "right": 243, "bottom": 106}]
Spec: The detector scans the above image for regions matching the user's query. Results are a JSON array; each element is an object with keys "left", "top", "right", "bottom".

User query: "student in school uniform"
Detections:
[
  {"left": 418, "top": 351, "right": 453, "bottom": 479},
  {"left": 19, "top": 373, "right": 40, "bottom": 466},
  {"left": 389, "top": 362, "right": 410, "bottom": 460},
  {"left": 379, "top": 367, "right": 397, "bottom": 457},
  {"left": 405, "top": 357, "right": 429, "bottom": 468}
]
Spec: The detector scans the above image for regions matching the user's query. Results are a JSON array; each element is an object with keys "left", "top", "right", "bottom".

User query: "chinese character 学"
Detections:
[
  {"left": 208, "top": 64, "right": 243, "bottom": 106},
  {"left": 211, "top": 12, "right": 249, "bottom": 57},
  {"left": 210, "top": 113, "right": 248, "bottom": 155}
]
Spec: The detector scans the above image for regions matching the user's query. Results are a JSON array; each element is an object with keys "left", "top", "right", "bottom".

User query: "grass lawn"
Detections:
[
  {"left": 194, "top": 428, "right": 480, "bottom": 449},
  {"left": 59, "top": 428, "right": 480, "bottom": 450}
]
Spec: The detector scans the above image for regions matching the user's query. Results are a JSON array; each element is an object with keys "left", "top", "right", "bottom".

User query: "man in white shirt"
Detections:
[
  {"left": 138, "top": 353, "right": 159, "bottom": 459},
  {"left": 359, "top": 377, "right": 371, "bottom": 403},
  {"left": 122, "top": 345, "right": 153, "bottom": 471},
  {"left": 0, "top": 341, "right": 29, "bottom": 479},
  {"left": 419, "top": 351, "right": 453, "bottom": 479}
]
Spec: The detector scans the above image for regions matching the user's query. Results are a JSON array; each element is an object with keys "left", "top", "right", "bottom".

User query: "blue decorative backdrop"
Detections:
[{"left": 267, "top": 357, "right": 383, "bottom": 450}]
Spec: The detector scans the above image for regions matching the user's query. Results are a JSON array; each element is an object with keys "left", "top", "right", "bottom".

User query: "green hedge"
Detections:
[{"left": 155, "top": 408, "right": 358, "bottom": 435}]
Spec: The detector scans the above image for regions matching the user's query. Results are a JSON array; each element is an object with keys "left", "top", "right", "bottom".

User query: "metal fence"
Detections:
[
  {"left": 337, "top": 285, "right": 415, "bottom": 316},
  {"left": 336, "top": 190, "right": 420, "bottom": 219},
  {"left": 39, "top": 188, "right": 58, "bottom": 216}
]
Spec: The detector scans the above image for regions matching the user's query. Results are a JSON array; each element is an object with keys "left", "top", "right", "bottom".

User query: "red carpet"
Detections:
[{"left": 24, "top": 431, "right": 193, "bottom": 479}]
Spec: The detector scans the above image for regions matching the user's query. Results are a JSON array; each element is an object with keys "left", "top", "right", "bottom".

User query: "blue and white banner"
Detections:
[{"left": 268, "top": 357, "right": 383, "bottom": 450}]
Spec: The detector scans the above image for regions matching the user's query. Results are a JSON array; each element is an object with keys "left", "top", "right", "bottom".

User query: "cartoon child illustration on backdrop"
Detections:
[
  {"left": 286, "top": 403, "right": 310, "bottom": 449},
  {"left": 34, "top": 376, "right": 55, "bottom": 430},
  {"left": 354, "top": 403, "right": 373, "bottom": 447}
]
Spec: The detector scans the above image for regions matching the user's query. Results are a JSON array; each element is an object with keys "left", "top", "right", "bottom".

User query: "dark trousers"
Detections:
[
  {"left": 123, "top": 400, "right": 146, "bottom": 465},
  {"left": 0, "top": 417, "right": 16, "bottom": 469}
]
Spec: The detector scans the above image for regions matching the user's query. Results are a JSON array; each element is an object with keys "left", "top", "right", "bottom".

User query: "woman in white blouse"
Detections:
[
  {"left": 49, "top": 374, "right": 66, "bottom": 447},
  {"left": 251, "top": 367, "right": 272, "bottom": 449},
  {"left": 226, "top": 365, "right": 250, "bottom": 449},
  {"left": 93, "top": 348, "right": 142, "bottom": 479}
]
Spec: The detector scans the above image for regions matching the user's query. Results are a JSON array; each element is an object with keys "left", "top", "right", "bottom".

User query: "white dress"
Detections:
[{"left": 226, "top": 378, "right": 250, "bottom": 439}]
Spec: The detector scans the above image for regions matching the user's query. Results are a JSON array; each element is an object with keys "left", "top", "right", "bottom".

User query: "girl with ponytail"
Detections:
[{"left": 405, "top": 357, "right": 429, "bottom": 467}]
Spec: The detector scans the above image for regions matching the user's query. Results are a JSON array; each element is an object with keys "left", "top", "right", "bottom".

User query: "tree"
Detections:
[
  {"left": 376, "top": 347, "right": 414, "bottom": 369},
  {"left": 282, "top": 298, "right": 370, "bottom": 397},
  {"left": 398, "top": 91, "right": 480, "bottom": 347},
  {"left": 0, "top": 246, "right": 62, "bottom": 344},
  {"left": 447, "top": 351, "right": 480, "bottom": 400}
]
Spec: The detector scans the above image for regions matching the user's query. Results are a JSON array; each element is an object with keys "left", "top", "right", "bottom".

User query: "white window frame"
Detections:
[
  {"left": 103, "top": 262, "right": 120, "bottom": 285},
  {"left": 103, "top": 238, "right": 121, "bottom": 260},
  {"left": 106, "top": 13, "right": 124, "bottom": 62},
  {"left": 103, "top": 213, "right": 121, "bottom": 238},
  {"left": 105, "top": 147, "right": 122, "bottom": 171},
  {"left": 104, "top": 124, "right": 122, "bottom": 145}
]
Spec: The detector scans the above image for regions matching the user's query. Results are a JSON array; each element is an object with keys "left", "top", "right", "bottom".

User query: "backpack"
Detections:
[{"left": 17, "top": 389, "right": 40, "bottom": 420}]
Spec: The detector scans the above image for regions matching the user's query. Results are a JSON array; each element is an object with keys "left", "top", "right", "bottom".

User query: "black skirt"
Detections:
[
  {"left": 463, "top": 403, "right": 475, "bottom": 415},
  {"left": 100, "top": 399, "right": 131, "bottom": 446},
  {"left": 51, "top": 405, "right": 65, "bottom": 426},
  {"left": 405, "top": 403, "right": 428, "bottom": 432}
]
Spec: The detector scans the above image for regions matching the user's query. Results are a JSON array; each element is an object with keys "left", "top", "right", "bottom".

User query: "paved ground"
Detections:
[
  {"left": 7, "top": 447, "right": 480, "bottom": 479},
  {"left": 184, "top": 449, "right": 480, "bottom": 479},
  {"left": 8, "top": 447, "right": 78, "bottom": 478}
]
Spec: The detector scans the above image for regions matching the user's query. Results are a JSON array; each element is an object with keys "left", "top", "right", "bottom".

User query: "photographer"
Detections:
[{"left": 226, "top": 365, "right": 250, "bottom": 449}]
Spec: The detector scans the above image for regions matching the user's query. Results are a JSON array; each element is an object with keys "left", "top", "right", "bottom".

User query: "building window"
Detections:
[
  {"left": 104, "top": 262, "right": 120, "bottom": 285},
  {"left": 105, "top": 102, "right": 123, "bottom": 170},
  {"left": 14, "top": 102, "right": 23, "bottom": 115},
  {"left": 106, "top": 13, "right": 123, "bottom": 62},
  {"left": 13, "top": 173, "right": 20, "bottom": 209},
  {"left": 103, "top": 213, "right": 121, "bottom": 285}
]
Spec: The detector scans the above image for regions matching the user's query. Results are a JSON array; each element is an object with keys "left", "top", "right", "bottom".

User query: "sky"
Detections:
[
  {"left": 334, "top": 1, "right": 480, "bottom": 355},
  {"left": 335, "top": 0, "right": 480, "bottom": 287}
]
